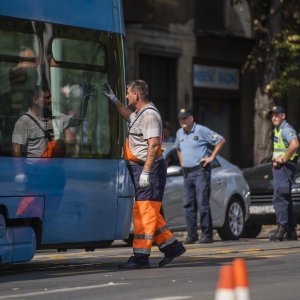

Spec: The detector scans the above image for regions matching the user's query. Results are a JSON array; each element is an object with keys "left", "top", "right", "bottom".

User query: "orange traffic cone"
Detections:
[
  {"left": 214, "top": 264, "right": 235, "bottom": 300},
  {"left": 233, "top": 258, "right": 250, "bottom": 300}
]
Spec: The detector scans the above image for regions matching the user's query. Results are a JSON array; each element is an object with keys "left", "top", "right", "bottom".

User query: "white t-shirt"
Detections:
[{"left": 128, "top": 102, "right": 162, "bottom": 162}]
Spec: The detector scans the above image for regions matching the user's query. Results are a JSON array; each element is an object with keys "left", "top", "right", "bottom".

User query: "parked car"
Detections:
[
  {"left": 242, "top": 156, "right": 300, "bottom": 238},
  {"left": 125, "top": 142, "right": 251, "bottom": 244}
]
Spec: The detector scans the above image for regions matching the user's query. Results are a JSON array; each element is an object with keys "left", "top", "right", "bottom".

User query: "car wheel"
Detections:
[
  {"left": 242, "top": 220, "right": 262, "bottom": 238},
  {"left": 217, "top": 197, "right": 245, "bottom": 240}
]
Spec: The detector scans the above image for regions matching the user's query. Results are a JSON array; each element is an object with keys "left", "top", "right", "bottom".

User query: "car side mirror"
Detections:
[{"left": 167, "top": 165, "right": 182, "bottom": 176}]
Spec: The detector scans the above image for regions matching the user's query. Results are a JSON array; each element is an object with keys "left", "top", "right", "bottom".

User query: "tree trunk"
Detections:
[
  {"left": 253, "top": 88, "right": 274, "bottom": 165},
  {"left": 252, "top": 0, "right": 281, "bottom": 165}
]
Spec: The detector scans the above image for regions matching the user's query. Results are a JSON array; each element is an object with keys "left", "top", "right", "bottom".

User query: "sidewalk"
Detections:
[{"left": 173, "top": 225, "right": 299, "bottom": 242}]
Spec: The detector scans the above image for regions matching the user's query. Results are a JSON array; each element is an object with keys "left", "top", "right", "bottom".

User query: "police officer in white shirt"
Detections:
[{"left": 175, "top": 108, "right": 225, "bottom": 244}]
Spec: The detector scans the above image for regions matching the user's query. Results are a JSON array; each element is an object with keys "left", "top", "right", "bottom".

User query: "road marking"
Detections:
[
  {"left": 33, "top": 252, "right": 129, "bottom": 261},
  {"left": 49, "top": 269, "right": 107, "bottom": 276},
  {"left": 0, "top": 282, "right": 131, "bottom": 299},
  {"left": 256, "top": 255, "right": 282, "bottom": 258},
  {"left": 240, "top": 248, "right": 262, "bottom": 253},
  {"left": 144, "top": 297, "right": 192, "bottom": 300}
]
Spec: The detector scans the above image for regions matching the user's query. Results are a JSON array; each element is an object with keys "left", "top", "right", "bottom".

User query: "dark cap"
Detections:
[
  {"left": 178, "top": 107, "right": 193, "bottom": 118},
  {"left": 270, "top": 106, "right": 285, "bottom": 114}
]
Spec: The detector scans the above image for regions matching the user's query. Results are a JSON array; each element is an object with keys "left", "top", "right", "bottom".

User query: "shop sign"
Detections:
[{"left": 193, "top": 64, "right": 239, "bottom": 90}]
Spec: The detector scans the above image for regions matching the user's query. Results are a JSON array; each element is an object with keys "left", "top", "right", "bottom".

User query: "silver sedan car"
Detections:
[{"left": 163, "top": 142, "right": 251, "bottom": 240}]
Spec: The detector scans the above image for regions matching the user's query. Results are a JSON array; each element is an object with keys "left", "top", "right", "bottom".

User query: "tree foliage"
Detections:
[{"left": 233, "top": 0, "right": 300, "bottom": 101}]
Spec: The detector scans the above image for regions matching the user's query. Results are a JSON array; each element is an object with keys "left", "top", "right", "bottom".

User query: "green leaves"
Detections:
[{"left": 240, "top": 0, "right": 300, "bottom": 100}]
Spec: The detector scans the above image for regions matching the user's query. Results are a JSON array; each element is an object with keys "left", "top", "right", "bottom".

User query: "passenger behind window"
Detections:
[{"left": 12, "top": 84, "right": 94, "bottom": 158}]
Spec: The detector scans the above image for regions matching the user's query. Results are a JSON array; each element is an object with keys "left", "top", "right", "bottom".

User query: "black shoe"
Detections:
[
  {"left": 198, "top": 235, "right": 214, "bottom": 244},
  {"left": 285, "top": 230, "right": 298, "bottom": 241},
  {"left": 183, "top": 237, "right": 198, "bottom": 245},
  {"left": 118, "top": 256, "right": 150, "bottom": 269},
  {"left": 269, "top": 225, "right": 288, "bottom": 241},
  {"left": 159, "top": 244, "right": 186, "bottom": 267}
]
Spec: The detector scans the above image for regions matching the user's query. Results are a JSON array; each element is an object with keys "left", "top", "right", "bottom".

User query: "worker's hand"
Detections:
[
  {"left": 200, "top": 156, "right": 213, "bottom": 168},
  {"left": 274, "top": 155, "right": 285, "bottom": 164},
  {"left": 273, "top": 155, "right": 285, "bottom": 168},
  {"left": 139, "top": 171, "right": 150, "bottom": 187},
  {"left": 103, "top": 83, "right": 118, "bottom": 104}
]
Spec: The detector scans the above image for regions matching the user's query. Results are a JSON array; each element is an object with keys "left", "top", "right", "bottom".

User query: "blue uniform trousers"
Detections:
[
  {"left": 183, "top": 167, "right": 213, "bottom": 239},
  {"left": 272, "top": 162, "right": 297, "bottom": 230},
  {"left": 127, "top": 159, "right": 166, "bottom": 202}
]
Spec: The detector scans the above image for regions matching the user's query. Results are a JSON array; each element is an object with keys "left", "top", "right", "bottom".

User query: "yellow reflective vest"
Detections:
[{"left": 273, "top": 127, "right": 298, "bottom": 161}]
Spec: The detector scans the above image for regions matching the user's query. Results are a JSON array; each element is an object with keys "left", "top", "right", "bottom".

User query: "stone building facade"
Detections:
[{"left": 124, "top": 0, "right": 256, "bottom": 167}]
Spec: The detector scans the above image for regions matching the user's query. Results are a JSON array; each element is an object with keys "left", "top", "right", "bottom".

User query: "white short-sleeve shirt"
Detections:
[{"left": 128, "top": 102, "right": 162, "bottom": 162}]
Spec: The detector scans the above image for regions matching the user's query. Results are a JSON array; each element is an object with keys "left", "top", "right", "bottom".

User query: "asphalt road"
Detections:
[{"left": 0, "top": 235, "right": 300, "bottom": 300}]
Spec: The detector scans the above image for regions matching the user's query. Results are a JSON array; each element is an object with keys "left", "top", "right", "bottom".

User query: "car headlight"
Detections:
[{"left": 292, "top": 187, "right": 300, "bottom": 193}]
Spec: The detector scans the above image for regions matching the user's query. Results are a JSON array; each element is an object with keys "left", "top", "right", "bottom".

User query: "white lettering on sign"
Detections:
[{"left": 193, "top": 65, "right": 239, "bottom": 90}]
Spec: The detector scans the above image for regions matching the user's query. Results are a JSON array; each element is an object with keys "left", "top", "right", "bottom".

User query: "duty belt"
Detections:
[{"left": 182, "top": 164, "right": 202, "bottom": 173}]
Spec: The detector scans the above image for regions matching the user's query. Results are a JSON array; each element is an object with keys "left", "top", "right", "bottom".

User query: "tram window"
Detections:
[
  {"left": 50, "top": 33, "right": 111, "bottom": 158},
  {"left": 50, "top": 67, "right": 110, "bottom": 158},
  {"left": 0, "top": 30, "right": 39, "bottom": 59},
  {"left": 52, "top": 38, "right": 106, "bottom": 67},
  {"left": 0, "top": 20, "right": 117, "bottom": 159},
  {"left": 0, "top": 28, "right": 39, "bottom": 156}
]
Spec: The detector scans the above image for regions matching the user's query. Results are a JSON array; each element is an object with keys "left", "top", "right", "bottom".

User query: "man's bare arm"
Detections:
[
  {"left": 201, "top": 139, "right": 226, "bottom": 167},
  {"left": 103, "top": 83, "right": 132, "bottom": 120},
  {"left": 143, "top": 137, "right": 160, "bottom": 172},
  {"left": 114, "top": 100, "right": 132, "bottom": 121},
  {"left": 281, "top": 139, "right": 299, "bottom": 163},
  {"left": 12, "top": 143, "right": 23, "bottom": 157}
]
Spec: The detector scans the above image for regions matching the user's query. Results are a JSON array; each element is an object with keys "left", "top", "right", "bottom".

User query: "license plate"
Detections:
[{"left": 250, "top": 205, "right": 275, "bottom": 214}]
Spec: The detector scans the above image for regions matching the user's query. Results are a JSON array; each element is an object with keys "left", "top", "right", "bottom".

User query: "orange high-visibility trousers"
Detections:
[{"left": 133, "top": 200, "right": 175, "bottom": 255}]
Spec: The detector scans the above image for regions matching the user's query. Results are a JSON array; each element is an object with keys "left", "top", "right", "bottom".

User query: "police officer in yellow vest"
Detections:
[{"left": 270, "top": 106, "right": 299, "bottom": 241}]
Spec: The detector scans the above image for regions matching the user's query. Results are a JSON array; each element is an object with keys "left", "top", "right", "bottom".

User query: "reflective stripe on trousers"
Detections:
[{"left": 133, "top": 201, "right": 175, "bottom": 255}]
